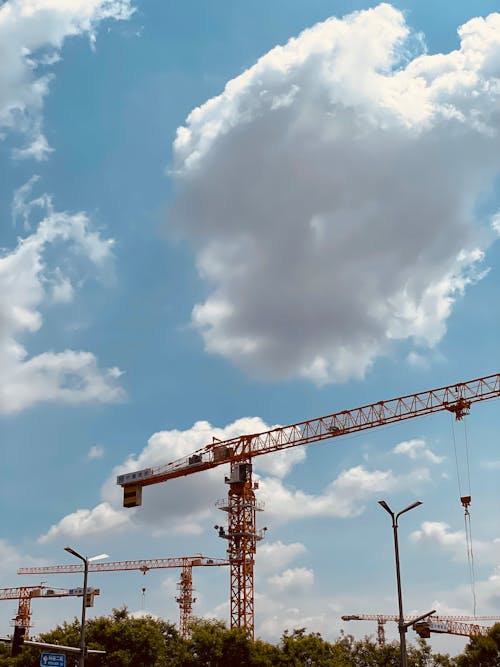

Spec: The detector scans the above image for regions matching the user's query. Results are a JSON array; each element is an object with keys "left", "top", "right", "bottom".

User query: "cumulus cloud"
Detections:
[
  {"left": 40, "top": 417, "right": 284, "bottom": 541},
  {"left": 257, "top": 540, "right": 307, "bottom": 574},
  {"left": 411, "top": 520, "right": 500, "bottom": 563},
  {"left": 393, "top": 438, "right": 444, "bottom": 464},
  {"left": 257, "top": 464, "right": 430, "bottom": 521},
  {"left": 0, "top": 0, "right": 134, "bottom": 158},
  {"left": 42, "top": 415, "right": 431, "bottom": 540},
  {"left": 38, "top": 502, "right": 130, "bottom": 543},
  {"left": 268, "top": 567, "right": 314, "bottom": 593},
  {"left": 0, "top": 179, "right": 125, "bottom": 413},
  {"left": 170, "top": 4, "right": 500, "bottom": 384}
]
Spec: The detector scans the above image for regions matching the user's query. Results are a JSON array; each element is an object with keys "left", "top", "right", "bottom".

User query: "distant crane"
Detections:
[
  {"left": 342, "top": 614, "right": 500, "bottom": 645},
  {"left": 0, "top": 585, "right": 99, "bottom": 638},
  {"left": 117, "top": 373, "right": 500, "bottom": 637},
  {"left": 18, "top": 555, "right": 227, "bottom": 639}
]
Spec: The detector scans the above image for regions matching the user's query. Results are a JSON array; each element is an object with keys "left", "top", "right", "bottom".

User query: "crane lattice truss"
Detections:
[
  {"left": 0, "top": 585, "right": 99, "bottom": 636},
  {"left": 341, "top": 614, "right": 499, "bottom": 644},
  {"left": 18, "top": 555, "right": 227, "bottom": 639},
  {"left": 118, "top": 373, "right": 500, "bottom": 638}
]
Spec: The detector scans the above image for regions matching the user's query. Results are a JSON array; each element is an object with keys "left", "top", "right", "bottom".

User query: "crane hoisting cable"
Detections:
[{"left": 451, "top": 415, "right": 477, "bottom": 617}]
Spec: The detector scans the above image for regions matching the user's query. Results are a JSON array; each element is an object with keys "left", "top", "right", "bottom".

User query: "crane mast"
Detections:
[
  {"left": 18, "top": 555, "right": 227, "bottom": 639},
  {"left": 118, "top": 373, "right": 500, "bottom": 638}
]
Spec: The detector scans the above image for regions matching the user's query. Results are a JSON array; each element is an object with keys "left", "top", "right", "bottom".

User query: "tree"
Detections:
[{"left": 456, "top": 622, "right": 500, "bottom": 667}]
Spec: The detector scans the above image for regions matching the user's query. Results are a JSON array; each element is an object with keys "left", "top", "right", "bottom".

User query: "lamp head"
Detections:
[
  {"left": 378, "top": 500, "right": 392, "bottom": 515},
  {"left": 400, "top": 500, "right": 423, "bottom": 516},
  {"left": 89, "top": 554, "right": 109, "bottom": 562}
]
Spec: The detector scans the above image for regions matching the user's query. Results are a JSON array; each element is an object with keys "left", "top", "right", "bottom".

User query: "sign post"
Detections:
[{"left": 40, "top": 653, "right": 66, "bottom": 667}]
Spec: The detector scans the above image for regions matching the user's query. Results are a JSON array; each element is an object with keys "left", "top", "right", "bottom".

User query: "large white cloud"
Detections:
[
  {"left": 42, "top": 417, "right": 278, "bottom": 541},
  {"left": 0, "top": 0, "right": 134, "bottom": 159},
  {"left": 38, "top": 502, "right": 130, "bottom": 544},
  {"left": 0, "top": 179, "right": 124, "bottom": 413},
  {"left": 40, "top": 417, "right": 434, "bottom": 541},
  {"left": 170, "top": 4, "right": 500, "bottom": 384},
  {"left": 257, "top": 464, "right": 430, "bottom": 521}
]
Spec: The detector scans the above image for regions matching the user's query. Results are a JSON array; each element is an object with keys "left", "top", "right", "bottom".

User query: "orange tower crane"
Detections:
[
  {"left": 0, "top": 585, "right": 99, "bottom": 637},
  {"left": 342, "top": 614, "right": 500, "bottom": 645},
  {"left": 117, "top": 373, "right": 500, "bottom": 638},
  {"left": 18, "top": 555, "right": 227, "bottom": 639}
]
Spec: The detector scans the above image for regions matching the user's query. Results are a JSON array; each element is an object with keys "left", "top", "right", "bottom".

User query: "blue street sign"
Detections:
[{"left": 40, "top": 653, "right": 66, "bottom": 667}]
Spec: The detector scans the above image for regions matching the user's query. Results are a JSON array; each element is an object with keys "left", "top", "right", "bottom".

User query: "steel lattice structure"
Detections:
[
  {"left": 18, "top": 555, "right": 227, "bottom": 638},
  {"left": 118, "top": 373, "right": 500, "bottom": 638},
  {"left": 342, "top": 614, "right": 500, "bottom": 644}
]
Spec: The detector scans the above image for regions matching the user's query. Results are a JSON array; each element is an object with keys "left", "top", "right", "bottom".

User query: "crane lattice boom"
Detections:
[
  {"left": 117, "top": 373, "right": 500, "bottom": 491},
  {"left": 18, "top": 555, "right": 227, "bottom": 575},
  {"left": 342, "top": 614, "right": 498, "bottom": 643}
]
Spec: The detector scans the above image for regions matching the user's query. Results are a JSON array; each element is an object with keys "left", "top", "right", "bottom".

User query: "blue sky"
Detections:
[{"left": 1, "top": 0, "right": 500, "bottom": 655}]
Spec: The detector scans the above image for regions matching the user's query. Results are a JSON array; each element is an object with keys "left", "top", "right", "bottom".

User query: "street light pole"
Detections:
[
  {"left": 378, "top": 500, "right": 422, "bottom": 667},
  {"left": 64, "top": 547, "right": 108, "bottom": 667}
]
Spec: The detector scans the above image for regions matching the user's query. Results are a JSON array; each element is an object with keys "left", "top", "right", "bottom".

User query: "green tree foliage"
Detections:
[
  {"left": 0, "top": 611, "right": 480, "bottom": 667},
  {"left": 456, "top": 622, "right": 500, "bottom": 667}
]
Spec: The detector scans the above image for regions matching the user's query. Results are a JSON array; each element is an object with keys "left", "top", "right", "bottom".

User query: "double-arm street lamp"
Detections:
[
  {"left": 64, "top": 547, "right": 108, "bottom": 667},
  {"left": 378, "top": 500, "right": 434, "bottom": 667}
]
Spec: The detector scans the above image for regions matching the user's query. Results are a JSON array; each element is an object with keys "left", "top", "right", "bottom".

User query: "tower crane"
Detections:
[
  {"left": 341, "top": 614, "right": 500, "bottom": 645},
  {"left": 117, "top": 373, "right": 500, "bottom": 638},
  {"left": 0, "top": 585, "right": 99, "bottom": 638},
  {"left": 18, "top": 555, "right": 227, "bottom": 639}
]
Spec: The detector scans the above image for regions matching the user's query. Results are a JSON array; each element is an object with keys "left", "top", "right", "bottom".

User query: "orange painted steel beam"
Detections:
[
  {"left": 18, "top": 555, "right": 227, "bottom": 575},
  {"left": 118, "top": 373, "right": 500, "bottom": 490}
]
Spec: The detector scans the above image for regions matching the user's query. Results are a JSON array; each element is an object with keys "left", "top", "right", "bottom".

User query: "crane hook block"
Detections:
[{"left": 460, "top": 495, "right": 471, "bottom": 509}]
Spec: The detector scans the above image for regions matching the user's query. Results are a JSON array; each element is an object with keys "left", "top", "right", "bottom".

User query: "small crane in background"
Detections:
[
  {"left": 0, "top": 583, "right": 99, "bottom": 651},
  {"left": 18, "top": 555, "right": 227, "bottom": 639},
  {"left": 341, "top": 613, "right": 500, "bottom": 645}
]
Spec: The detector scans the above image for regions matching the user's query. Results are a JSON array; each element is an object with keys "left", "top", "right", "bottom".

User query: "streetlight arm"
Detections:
[
  {"left": 64, "top": 547, "right": 85, "bottom": 563},
  {"left": 396, "top": 501, "right": 423, "bottom": 523}
]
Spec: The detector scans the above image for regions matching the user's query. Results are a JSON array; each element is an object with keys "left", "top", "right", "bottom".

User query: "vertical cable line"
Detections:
[
  {"left": 463, "top": 421, "right": 477, "bottom": 618},
  {"left": 450, "top": 414, "right": 462, "bottom": 497},
  {"left": 451, "top": 415, "right": 477, "bottom": 617}
]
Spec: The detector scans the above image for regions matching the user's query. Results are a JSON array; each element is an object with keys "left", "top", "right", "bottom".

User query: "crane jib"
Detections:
[{"left": 118, "top": 372, "right": 500, "bottom": 506}]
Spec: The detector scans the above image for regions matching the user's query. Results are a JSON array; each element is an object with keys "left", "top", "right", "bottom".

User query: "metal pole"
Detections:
[
  {"left": 79, "top": 557, "right": 88, "bottom": 667},
  {"left": 392, "top": 515, "right": 407, "bottom": 667},
  {"left": 379, "top": 500, "right": 422, "bottom": 667},
  {"left": 64, "top": 548, "right": 108, "bottom": 665}
]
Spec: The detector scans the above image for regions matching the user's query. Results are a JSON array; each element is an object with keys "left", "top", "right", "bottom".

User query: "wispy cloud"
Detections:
[
  {"left": 0, "top": 179, "right": 125, "bottom": 414},
  {"left": 0, "top": 0, "right": 134, "bottom": 159},
  {"left": 393, "top": 438, "right": 444, "bottom": 464}
]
